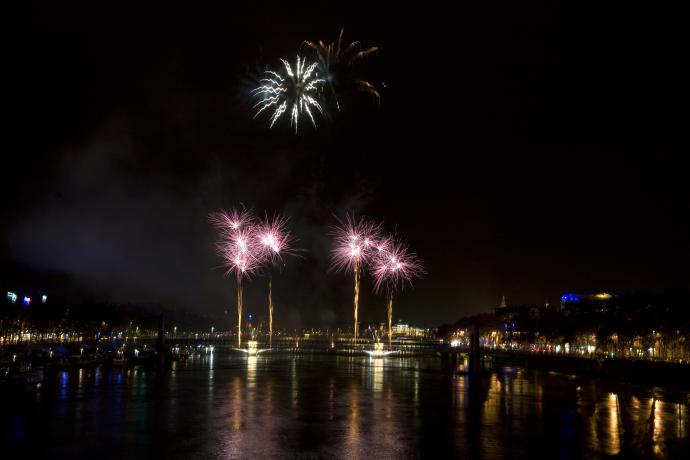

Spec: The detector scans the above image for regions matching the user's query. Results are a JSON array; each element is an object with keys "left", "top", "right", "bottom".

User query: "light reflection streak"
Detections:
[
  {"left": 608, "top": 393, "right": 621, "bottom": 455},
  {"left": 347, "top": 382, "right": 361, "bottom": 452},
  {"left": 291, "top": 358, "right": 298, "bottom": 409},
  {"left": 94, "top": 366, "right": 101, "bottom": 386},
  {"left": 247, "top": 356, "right": 257, "bottom": 390},
  {"left": 372, "top": 358, "right": 384, "bottom": 393},
  {"left": 328, "top": 376, "right": 335, "bottom": 421},
  {"left": 29, "top": 355, "right": 690, "bottom": 458},
  {"left": 59, "top": 370, "right": 68, "bottom": 400},
  {"left": 246, "top": 356, "right": 257, "bottom": 421},
  {"left": 231, "top": 376, "right": 242, "bottom": 430}
]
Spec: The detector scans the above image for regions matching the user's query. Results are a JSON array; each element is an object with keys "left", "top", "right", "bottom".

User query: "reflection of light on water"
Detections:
[
  {"left": 536, "top": 385, "right": 543, "bottom": 422},
  {"left": 60, "top": 371, "right": 69, "bottom": 400},
  {"left": 246, "top": 356, "right": 257, "bottom": 420},
  {"left": 328, "top": 376, "right": 335, "bottom": 420},
  {"left": 482, "top": 374, "right": 502, "bottom": 429},
  {"left": 247, "top": 356, "right": 257, "bottom": 389},
  {"left": 231, "top": 376, "right": 242, "bottom": 430},
  {"left": 583, "top": 391, "right": 690, "bottom": 456},
  {"left": 43, "top": 353, "right": 690, "bottom": 459},
  {"left": 607, "top": 393, "right": 621, "bottom": 455},
  {"left": 631, "top": 395, "right": 640, "bottom": 420},
  {"left": 586, "top": 391, "right": 620, "bottom": 455},
  {"left": 348, "top": 384, "right": 360, "bottom": 447},
  {"left": 372, "top": 358, "right": 383, "bottom": 393},
  {"left": 455, "top": 375, "right": 466, "bottom": 408},
  {"left": 680, "top": 404, "right": 688, "bottom": 439},
  {"left": 291, "top": 358, "right": 298, "bottom": 409},
  {"left": 266, "top": 374, "right": 274, "bottom": 416},
  {"left": 653, "top": 399, "right": 665, "bottom": 456}
]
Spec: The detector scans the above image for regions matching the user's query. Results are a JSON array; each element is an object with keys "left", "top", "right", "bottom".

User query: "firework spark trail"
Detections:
[
  {"left": 371, "top": 239, "right": 424, "bottom": 294},
  {"left": 255, "top": 213, "right": 297, "bottom": 348},
  {"left": 330, "top": 214, "right": 382, "bottom": 273},
  {"left": 302, "top": 28, "right": 380, "bottom": 110},
  {"left": 330, "top": 214, "right": 384, "bottom": 341},
  {"left": 252, "top": 56, "right": 326, "bottom": 133},
  {"left": 370, "top": 237, "right": 425, "bottom": 346},
  {"left": 209, "top": 209, "right": 262, "bottom": 347},
  {"left": 209, "top": 209, "right": 255, "bottom": 235}
]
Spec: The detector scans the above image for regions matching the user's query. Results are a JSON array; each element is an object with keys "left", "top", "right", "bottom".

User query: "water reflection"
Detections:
[
  {"left": 2, "top": 355, "right": 689, "bottom": 458},
  {"left": 607, "top": 392, "right": 621, "bottom": 455},
  {"left": 231, "top": 376, "right": 242, "bottom": 430},
  {"left": 291, "top": 357, "right": 298, "bottom": 409},
  {"left": 371, "top": 357, "right": 384, "bottom": 393},
  {"left": 247, "top": 356, "right": 257, "bottom": 389},
  {"left": 347, "top": 380, "right": 360, "bottom": 453}
]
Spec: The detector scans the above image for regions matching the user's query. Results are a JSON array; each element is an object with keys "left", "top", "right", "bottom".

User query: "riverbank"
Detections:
[{"left": 485, "top": 351, "right": 690, "bottom": 391}]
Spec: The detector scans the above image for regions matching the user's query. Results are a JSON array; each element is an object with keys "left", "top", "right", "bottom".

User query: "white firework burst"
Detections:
[{"left": 252, "top": 56, "right": 326, "bottom": 133}]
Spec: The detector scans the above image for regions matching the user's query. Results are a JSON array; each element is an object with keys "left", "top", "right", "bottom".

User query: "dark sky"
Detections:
[{"left": 1, "top": 2, "right": 688, "bottom": 328}]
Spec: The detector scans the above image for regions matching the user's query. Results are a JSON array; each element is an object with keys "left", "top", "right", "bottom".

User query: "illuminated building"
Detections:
[
  {"left": 560, "top": 292, "right": 614, "bottom": 314},
  {"left": 391, "top": 322, "right": 430, "bottom": 338}
]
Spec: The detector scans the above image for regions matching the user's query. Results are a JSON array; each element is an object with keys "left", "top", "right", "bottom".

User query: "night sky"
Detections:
[{"left": 2, "top": 3, "right": 688, "bottom": 328}]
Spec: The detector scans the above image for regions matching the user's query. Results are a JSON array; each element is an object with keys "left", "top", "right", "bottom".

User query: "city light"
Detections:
[
  {"left": 594, "top": 292, "right": 612, "bottom": 299},
  {"left": 7, "top": 291, "right": 17, "bottom": 303}
]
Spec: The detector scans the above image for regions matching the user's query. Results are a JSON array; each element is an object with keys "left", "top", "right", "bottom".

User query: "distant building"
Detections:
[
  {"left": 4, "top": 290, "right": 47, "bottom": 307},
  {"left": 392, "top": 322, "right": 430, "bottom": 338},
  {"left": 560, "top": 292, "right": 613, "bottom": 314},
  {"left": 495, "top": 304, "right": 538, "bottom": 324}
]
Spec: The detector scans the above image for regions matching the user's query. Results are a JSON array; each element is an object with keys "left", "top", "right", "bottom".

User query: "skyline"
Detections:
[{"left": 2, "top": 3, "right": 688, "bottom": 328}]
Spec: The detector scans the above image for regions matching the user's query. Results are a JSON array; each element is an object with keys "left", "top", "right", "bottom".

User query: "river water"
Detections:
[{"left": 3, "top": 353, "right": 689, "bottom": 458}]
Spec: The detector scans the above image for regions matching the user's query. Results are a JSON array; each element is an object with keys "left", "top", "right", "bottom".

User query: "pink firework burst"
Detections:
[
  {"left": 255, "top": 212, "right": 297, "bottom": 267},
  {"left": 209, "top": 209, "right": 262, "bottom": 278},
  {"left": 371, "top": 237, "right": 425, "bottom": 293},
  {"left": 208, "top": 208, "right": 255, "bottom": 235},
  {"left": 329, "top": 214, "right": 383, "bottom": 273}
]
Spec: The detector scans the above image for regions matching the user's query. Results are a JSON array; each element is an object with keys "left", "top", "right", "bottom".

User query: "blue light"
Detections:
[
  {"left": 561, "top": 293, "right": 580, "bottom": 303},
  {"left": 23, "top": 296, "right": 31, "bottom": 306}
]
